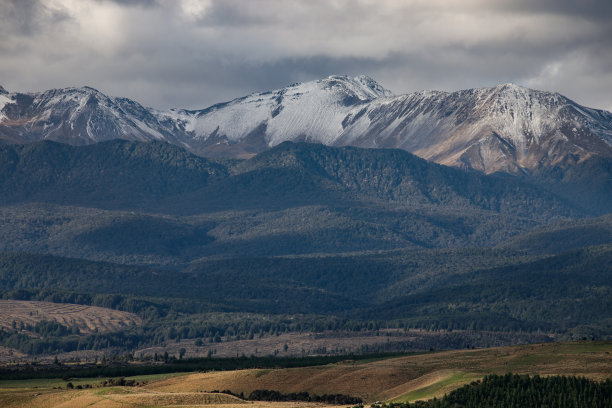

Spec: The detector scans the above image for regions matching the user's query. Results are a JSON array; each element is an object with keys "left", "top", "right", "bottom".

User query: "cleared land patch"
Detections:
[
  {"left": 0, "top": 300, "right": 141, "bottom": 334},
  {"left": 136, "top": 329, "right": 552, "bottom": 360},
  {"left": 0, "top": 346, "right": 25, "bottom": 361}
]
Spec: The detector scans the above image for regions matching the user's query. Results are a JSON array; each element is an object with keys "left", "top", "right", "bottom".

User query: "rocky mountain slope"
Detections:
[{"left": 1, "top": 76, "right": 611, "bottom": 174}]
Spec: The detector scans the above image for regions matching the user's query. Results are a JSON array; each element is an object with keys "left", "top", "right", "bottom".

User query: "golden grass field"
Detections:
[
  {"left": 0, "top": 341, "right": 610, "bottom": 408},
  {"left": 0, "top": 300, "right": 142, "bottom": 334}
]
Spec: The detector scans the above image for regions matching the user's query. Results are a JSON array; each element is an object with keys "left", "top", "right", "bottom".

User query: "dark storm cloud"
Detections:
[{"left": 0, "top": 0, "right": 611, "bottom": 111}]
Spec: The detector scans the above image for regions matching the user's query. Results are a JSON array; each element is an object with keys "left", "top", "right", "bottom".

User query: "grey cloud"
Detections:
[
  {"left": 0, "top": 0, "right": 70, "bottom": 36},
  {"left": 95, "top": 0, "right": 159, "bottom": 7},
  {"left": 1, "top": 0, "right": 611, "bottom": 112},
  {"left": 80, "top": 55, "right": 397, "bottom": 109},
  {"left": 496, "top": 0, "right": 612, "bottom": 21},
  {"left": 196, "top": 0, "right": 276, "bottom": 27}
]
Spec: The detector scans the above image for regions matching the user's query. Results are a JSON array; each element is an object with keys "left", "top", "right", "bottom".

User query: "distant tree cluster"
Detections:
[
  {"left": 0, "top": 353, "right": 395, "bottom": 380},
  {"left": 243, "top": 389, "right": 362, "bottom": 404},
  {"left": 100, "top": 377, "right": 143, "bottom": 387}
]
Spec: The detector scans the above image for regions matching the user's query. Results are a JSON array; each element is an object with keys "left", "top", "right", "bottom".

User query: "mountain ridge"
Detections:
[
  {"left": 0, "top": 140, "right": 590, "bottom": 267},
  {"left": 0, "top": 139, "right": 582, "bottom": 219},
  {"left": 2, "top": 76, "right": 611, "bottom": 174}
]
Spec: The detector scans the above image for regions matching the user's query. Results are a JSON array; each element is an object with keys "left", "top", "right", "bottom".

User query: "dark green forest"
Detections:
[
  {"left": 0, "top": 244, "right": 610, "bottom": 354},
  {"left": 391, "top": 374, "right": 612, "bottom": 408}
]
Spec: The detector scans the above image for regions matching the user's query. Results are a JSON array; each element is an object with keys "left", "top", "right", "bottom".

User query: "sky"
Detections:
[{"left": 1, "top": 0, "right": 611, "bottom": 111}]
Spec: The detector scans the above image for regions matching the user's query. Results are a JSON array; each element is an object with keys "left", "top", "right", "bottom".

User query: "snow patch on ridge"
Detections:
[{"left": 0, "top": 93, "right": 14, "bottom": 122}]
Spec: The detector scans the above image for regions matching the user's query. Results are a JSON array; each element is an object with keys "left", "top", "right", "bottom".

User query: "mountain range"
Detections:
[
  {"left": 1, "top": 76, "right": 611, "bottom": 175},
  {"left": 0, "top": 139, "right": 611, "bottom": 339},
  {"left": 1, "top": 77, "right": 612, "bottom": 356}
]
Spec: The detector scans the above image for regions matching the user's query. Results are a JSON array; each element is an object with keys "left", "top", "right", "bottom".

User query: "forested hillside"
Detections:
[{"left": 0, "top": 141, "right": 610, "bottom": 357}]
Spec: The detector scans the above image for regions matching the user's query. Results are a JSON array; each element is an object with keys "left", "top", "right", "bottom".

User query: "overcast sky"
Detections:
[{"left": 1, "top": 0, "right": 611, "bottom": 111}]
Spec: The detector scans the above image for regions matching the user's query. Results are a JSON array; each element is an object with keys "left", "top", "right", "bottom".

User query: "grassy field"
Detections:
[
  {"left": 0, "top": 341, "right": 610, "bottom": 407},
  {"left": 388, "top": 370, "right": 481, "bottom": 403},
  {"left": 0, "top": 300, "right": 141, "bottom": 334},
  {"left": 0, "top": 372, "right": 188, "bottom": 390}
]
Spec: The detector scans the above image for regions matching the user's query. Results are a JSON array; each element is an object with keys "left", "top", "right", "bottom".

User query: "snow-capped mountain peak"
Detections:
[
  {"left": 325, "top": 74, "right": 394, "bottom": 99},
  {"left": 170, "top": 75, "right": 395, "bottom": 156},
  {"left": 0, "top": 85, "right": 187, "bottom": 145}
]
